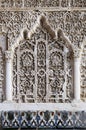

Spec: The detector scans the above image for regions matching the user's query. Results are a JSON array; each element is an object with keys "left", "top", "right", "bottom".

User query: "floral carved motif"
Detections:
[
  {"left": 0, "top": 0, "right": 86, "bottom": 8},
  {"left": 81, "top": 48, "right": 86, "bottom": 102},
  {"left": 13, "top": 28, "right": 73, "bottom": 103},
  {"left": 0, "top": 48, "right": 4, "bottom": 102},
  {"left": 0, "top": 0, "right": 85, "bottom": 102}
]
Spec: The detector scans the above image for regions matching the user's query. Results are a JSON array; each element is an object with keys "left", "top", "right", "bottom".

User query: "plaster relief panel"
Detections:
[
  {"left": 0, "top": 48, "right": 4, "bottom": 102},
  {"left": 12, "top": 26, "right": 73, "bottom": 103},
  {"left": 81, "top": 48, "right": 86, "bottom": 102}
]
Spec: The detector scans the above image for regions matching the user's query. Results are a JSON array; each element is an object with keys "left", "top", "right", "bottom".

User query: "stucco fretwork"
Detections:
[
  {"left": 0, "top": 11, "right": 85, "bottom": 51},
  {"left": 12, "top": 20, "right": 73, "bottom": 103},
  {"left": 0, "top": 0, "right": 86, "bottom": 8},
  {"left": 0, "top": 48, "right": 4, "bottom": 102},
  {"left": 0, "top": 0, "right": 85, "bottom": 103},
  {"left": 0, "top": 1, "right": 86, "bottom": 129},
  {"left": 81, "top": 38, "right": 86, "bottom": 102}
]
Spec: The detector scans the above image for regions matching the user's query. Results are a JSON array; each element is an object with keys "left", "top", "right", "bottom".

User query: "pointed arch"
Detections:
[
  {"left": 57, "top": 28, "right": 73, "bottom": 53},
  {"left": 11, "top": 15, "right": 73, "bottom": 56},
  {"left": 28, "top": 14, "right": 56, "bottom": 39},
  {"left": 11, "top": 14, "right": 56, "bottom": 56},
  {"left": 64, "top": 12, "right": 72, "bottom": 23}
]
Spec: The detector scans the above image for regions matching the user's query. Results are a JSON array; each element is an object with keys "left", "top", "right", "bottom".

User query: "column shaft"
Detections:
[
  {"left": 74, "top": 58, "right": 81, "bottom": 101},
  {"left": 5, "top": 51, "right": 12, "bottom": 101}
]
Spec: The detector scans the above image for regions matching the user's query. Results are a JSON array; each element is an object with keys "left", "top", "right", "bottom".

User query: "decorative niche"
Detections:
[{"left": 12, "top": 16, "right": 73, "bottom": 103}]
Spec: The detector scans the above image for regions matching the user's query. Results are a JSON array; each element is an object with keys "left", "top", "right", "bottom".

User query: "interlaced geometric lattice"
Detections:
[
  {"left": 0, "top": 48, "right": 4, "bottom": 102},
  {"left": 2, "top": 111, "right": 86, "bottom": 129},
  {"left": 81, "top": 47, "right": 86, "bottom": 102},
  {"left": 13, "top": 28, "right": 73, "bottom": 103}
]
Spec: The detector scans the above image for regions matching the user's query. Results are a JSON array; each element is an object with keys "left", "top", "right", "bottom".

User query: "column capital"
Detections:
[
  {"left": 5, "top": 51, "right": 12, "bottom": 61},
  {"left": 73, "top": 49, "right": 82, "bottom": 59}
]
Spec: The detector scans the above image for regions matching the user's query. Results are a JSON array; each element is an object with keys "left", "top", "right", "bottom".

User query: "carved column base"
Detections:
[
  {"left": 72, "top": 99, "right": 82, "bottom": 103},
  {"left": 3, "top": 100, "right": 15, "bottom": 103}
]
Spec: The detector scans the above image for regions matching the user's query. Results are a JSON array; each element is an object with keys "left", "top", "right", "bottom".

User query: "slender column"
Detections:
[
  {"left": 22, "top": 0, "right": 24, "bottom": 7},
  {"left": 73, "top": 50, "right": 81, "bottom": 102},
  {"left": 5, "top": 51, "right": 12, "bottom": 101}
]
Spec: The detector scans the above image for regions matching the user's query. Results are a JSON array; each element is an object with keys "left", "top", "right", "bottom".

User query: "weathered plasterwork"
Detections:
[
  {"left": 0, "top": 11, "right": 85, "bottom": 50},
  {"left": 0, "top": 0, "right": 86, "bottom": 8},
  {"left": 12, "top": 16, "right": 73, "bottom": 103},
  {"left": 80, "top": 38, "right": 86, "bottom": 101},
  {"left": 0, "top": 1, "right": 85, "bottom": 130},
  {"left": 0, "top": 0, "right": 85, "bottom": 103},
  {"left": 0, "top": 48, "right": 4, "bottom": 102}
]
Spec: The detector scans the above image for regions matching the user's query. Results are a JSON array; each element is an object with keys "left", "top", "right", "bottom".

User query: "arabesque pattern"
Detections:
[
  {"left": 0, "top": 0, "right": 85, "bottom": 102},
  {"left": 13, "top": 28, "right": 73, "bottom": 103}
]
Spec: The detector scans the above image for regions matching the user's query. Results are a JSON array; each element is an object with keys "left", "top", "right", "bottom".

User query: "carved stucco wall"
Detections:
[
  {"left": 0, "top": 0, "right": 86, "bottom": 8},
  {"left": 81, "top": 42, "right": 86, "bottom": 102},
  {"left": 0, "top": 48, "right": 4, "bottom": 102},
  {"left": 0, "top": 0, "right": 86, "bottom": 102},
  {"left": 12, "top": 26, "right": 73, "bottom": 103}
]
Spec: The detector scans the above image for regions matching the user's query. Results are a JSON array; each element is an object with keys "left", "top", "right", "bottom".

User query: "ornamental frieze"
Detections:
[
  {"left": 0, "top": 0, "right": 86, "bottom": 8},
  {"left": 1, "top": 111, "right": 86, "bottom": 129}
]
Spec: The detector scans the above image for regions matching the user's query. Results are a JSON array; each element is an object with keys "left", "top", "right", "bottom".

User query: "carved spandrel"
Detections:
[{"left": 0, "top": 11, "right": 85, "bottom": 50}]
